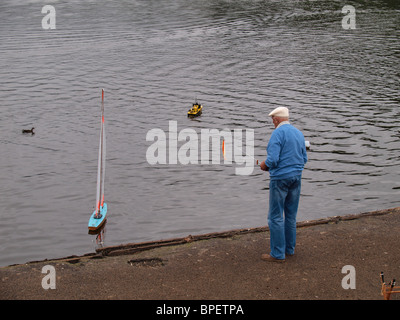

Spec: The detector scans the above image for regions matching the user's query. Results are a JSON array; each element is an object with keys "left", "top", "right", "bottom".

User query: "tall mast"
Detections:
[
  {"left": 100, "top": 89, "right": 106, "bottom": 207},
  {"left": 95, "top": 89, "right": 105, "bottom": 217}
]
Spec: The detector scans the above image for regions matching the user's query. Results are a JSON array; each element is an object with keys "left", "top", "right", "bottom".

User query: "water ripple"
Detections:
[{"left": 0, "top": 0, "right": 399, "bottom": 266}]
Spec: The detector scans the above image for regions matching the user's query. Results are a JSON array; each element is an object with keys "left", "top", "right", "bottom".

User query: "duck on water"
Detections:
[{"left": 22, "top": 127, "right": 35, "bottom": 134}]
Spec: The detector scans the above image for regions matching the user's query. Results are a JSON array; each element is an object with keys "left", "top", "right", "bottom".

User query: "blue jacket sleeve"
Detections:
[{"left": 266, "top": 131, "right": 281, "bottom": 169}]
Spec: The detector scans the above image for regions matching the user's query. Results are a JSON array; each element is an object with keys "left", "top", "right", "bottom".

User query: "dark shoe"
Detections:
[{"left": 261, "top": 254, "right": 285, "bottom": 263}]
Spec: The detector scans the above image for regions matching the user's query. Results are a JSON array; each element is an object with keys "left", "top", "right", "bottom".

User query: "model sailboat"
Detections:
[{"left": 88, "top": 89, "right": 107, "bottom": 231}]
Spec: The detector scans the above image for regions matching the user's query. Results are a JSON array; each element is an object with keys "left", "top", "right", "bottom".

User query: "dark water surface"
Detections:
[{"left": 0, "top": 0, "right": 399, "bottom": 266}]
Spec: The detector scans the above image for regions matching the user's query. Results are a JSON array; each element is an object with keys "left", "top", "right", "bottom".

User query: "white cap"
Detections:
[{"left": 269, "top": 107, "right": 289, "bottom": 118}]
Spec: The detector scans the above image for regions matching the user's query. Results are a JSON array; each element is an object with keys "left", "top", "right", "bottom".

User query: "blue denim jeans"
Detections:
[{"left": 268, "top": 174, "right": 302, "bottom": 260}]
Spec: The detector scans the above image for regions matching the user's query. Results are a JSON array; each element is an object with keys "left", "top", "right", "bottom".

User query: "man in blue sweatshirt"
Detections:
[{"left": 260, "top": 107, "right": 308, "bottom": 262}]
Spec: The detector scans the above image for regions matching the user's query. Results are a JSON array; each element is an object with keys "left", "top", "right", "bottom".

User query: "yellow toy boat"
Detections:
[{"left": 187, "top": 102, "right": 203, "bottom": 117}]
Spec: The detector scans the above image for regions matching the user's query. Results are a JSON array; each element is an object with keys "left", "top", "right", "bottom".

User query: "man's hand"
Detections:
[{"left": 260, "top": 161, "right": 269, "bottom": 171}]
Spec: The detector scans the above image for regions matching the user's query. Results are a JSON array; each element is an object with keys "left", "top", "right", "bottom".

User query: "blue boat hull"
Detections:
[{"left": 88, "top": 203, "right": 107, "bottom": 231}]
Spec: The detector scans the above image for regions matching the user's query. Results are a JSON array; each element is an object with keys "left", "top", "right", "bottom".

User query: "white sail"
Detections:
[{"left": 95, "top": 89, "right": 105, "bottom": 215}]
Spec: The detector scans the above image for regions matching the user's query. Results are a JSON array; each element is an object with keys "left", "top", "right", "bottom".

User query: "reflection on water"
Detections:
[
  {"left": 88, "top": 221, "right": 107, "bottom": 250},
  {"left": 0, "top": 0, "right": 399, "bottom": 266}
]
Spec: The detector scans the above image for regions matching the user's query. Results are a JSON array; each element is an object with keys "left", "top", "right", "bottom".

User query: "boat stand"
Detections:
[{"left": 380, "top": 272, "right": 399, "bottom": 300}]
